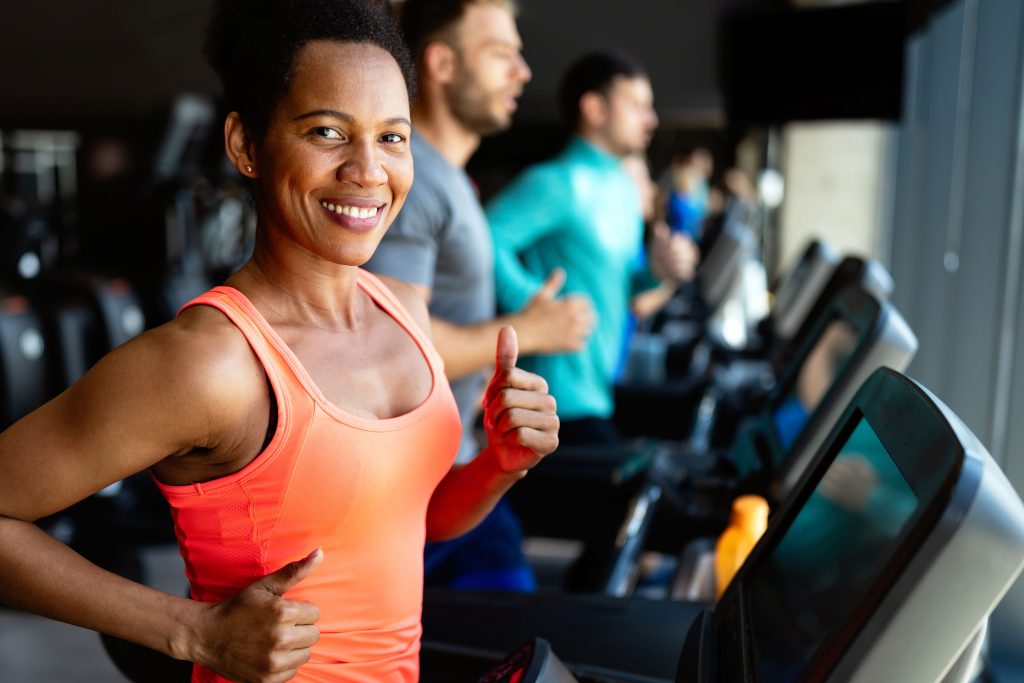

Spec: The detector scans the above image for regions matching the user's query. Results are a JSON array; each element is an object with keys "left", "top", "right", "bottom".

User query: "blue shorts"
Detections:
[{"left": 424, "top": 499, "right": 537, "bottom": 592}]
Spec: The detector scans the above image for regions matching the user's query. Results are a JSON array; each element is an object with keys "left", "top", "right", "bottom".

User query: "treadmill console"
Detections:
[
  {"left": 733, "top": 284, "right": 917, "bottom": 500},
  {"left": 770, "top": 240, "right": 838, "bottom": 343},
  {"left": 681, "top": 368, "right": 1024, "bottom": 683},
  {"left": 772, "top": 256, "right": 894, "bottom": 374},
  {"left": 478, "top": 638, "right": 578, "bottom": 683},
  {"left": 696, "top": 220, "right": 754, "bottom": 315}
]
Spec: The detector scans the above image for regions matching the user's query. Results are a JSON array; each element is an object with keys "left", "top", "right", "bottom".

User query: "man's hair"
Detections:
[
  {"left": 557, "top": 51, "right": 647, "bottom": 130},
  {"left": 205, "top": 0, "right": 416, "bottom": 142},
  {"left": 399, "top": 0, "right": 518, "bottom": 67}
]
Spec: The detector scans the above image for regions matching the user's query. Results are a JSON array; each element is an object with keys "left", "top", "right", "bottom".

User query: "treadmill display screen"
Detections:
[
  {"left": 771, "top": 319, "right": 858, "bottom": 453},
  {"left": 747, "top": 417, "right": 918, "bottom": 682}
]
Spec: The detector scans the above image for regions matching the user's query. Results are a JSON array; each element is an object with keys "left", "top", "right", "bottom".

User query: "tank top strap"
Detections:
[
  {"left": 177, "top": 286, "right": 297, "bottom": 402},
  {"left": 356, "top": 269, "right": 442, "bottom": 368}
]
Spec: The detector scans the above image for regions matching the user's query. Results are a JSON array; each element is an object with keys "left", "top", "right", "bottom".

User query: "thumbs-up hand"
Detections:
[
  {"left": 194, "top": 549, "right": 323, "bottom": 683},
  {"left": 516, "top": 268, "right": 595, "bottom": 355},
  {"left": 481, "top": 326, "right": 559, "bottom": 475},
  {"left": 535, "top": 266, "right": 567, "bottom": 300}
]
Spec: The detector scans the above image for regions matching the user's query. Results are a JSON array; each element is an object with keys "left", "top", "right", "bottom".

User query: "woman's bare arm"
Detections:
[
  {"left": 426, "top": 326, "right": 559, "bottom": 541},
  {"left": 0, "top": 312, "right": 322, "bottom": 681}
]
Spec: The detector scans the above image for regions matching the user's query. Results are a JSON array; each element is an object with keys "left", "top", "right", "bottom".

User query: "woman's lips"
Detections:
[{"left": 319, "top": 200, "right": 385, "bottom": 233}]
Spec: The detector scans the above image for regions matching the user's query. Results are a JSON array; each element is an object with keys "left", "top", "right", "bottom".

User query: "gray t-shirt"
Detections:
[{"left": 365, "top": 132, "right": 494, "bottom": 463}]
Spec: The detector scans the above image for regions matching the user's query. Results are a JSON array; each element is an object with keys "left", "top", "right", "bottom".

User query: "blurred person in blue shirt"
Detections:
[{"left": 487, "top": 52, "right": 698, "bottom": 447}]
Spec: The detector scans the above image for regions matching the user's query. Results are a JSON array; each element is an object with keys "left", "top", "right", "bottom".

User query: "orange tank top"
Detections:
[{"left": 155, "top": 270, "right": 461, "bottom": 682}]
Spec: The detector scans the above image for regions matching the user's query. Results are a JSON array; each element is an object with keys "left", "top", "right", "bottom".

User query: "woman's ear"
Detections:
[{"left": 224, "top": 112, "right": 257, "bottom": 177}]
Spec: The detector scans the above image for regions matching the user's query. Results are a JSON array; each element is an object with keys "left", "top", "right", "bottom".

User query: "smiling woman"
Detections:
[
  {"left": 0, "top": 1, "right": 559, "bottom": 682},
  {"left": 230, "top": 40, "right": 415, "bottom": 270}
]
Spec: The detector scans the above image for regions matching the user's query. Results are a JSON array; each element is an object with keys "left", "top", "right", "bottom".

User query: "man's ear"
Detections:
[
  {"left": 224, "top": 112, "right": 257, "bottom": 178},
  {"left": 423, "top": 40, "right": 457, "bottom": 85},
  {"left": 578, "top": 91, "right": 608, "bottom": 129}
]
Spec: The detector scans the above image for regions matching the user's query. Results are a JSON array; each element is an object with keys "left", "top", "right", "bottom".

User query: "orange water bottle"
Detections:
[{"left": 715, "top": 495, "right": 769, "bottom": 599}]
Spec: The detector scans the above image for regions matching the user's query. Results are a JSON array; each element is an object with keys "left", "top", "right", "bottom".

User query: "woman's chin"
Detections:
[{"left": 335, "top": 243, "right": 381, "bottom": 268}]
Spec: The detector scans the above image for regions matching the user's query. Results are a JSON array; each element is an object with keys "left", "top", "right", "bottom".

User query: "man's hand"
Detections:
[
  {"left": 194, "top": 549, "right": 323, "bottom": 683},
  {"left": 650, "top": 223, "right": 700, "bottom": 284},
  {"left": 481, "top": 326, "right": 559, "bottom": 474},
  {"left": 514, "top": 268, "right": 595, "bottom": 354}
]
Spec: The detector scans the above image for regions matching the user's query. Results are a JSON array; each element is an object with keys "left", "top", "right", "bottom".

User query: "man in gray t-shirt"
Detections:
[{"left": 365, "top": 0, "right": 593, "bottom": 591}]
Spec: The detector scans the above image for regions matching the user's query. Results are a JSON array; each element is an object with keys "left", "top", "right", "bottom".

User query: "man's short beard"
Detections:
[{"left": 446, "top": 67, "right": 511, "bottom": 136}]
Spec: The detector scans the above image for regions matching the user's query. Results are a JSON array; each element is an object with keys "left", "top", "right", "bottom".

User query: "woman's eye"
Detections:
[
  {"left": 313, "top": 127, "right": 342, "bottom": 139},
  {"left": 380, "top": 133, "right": 405, "bottom": 144}
]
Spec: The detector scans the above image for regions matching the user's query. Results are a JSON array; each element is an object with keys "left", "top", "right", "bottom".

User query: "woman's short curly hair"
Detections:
[{"left": 205, "top": 0, "right": 416, "bottom": 143}]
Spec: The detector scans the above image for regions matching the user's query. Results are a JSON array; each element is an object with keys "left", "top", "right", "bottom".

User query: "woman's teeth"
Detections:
[{"left": 320, "top": 201, "right": 379, "bottom": 219}]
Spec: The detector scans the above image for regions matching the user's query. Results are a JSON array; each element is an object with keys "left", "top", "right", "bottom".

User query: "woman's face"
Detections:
[{"left": 250, "top": 41, "right": 413, "bottom": 266}]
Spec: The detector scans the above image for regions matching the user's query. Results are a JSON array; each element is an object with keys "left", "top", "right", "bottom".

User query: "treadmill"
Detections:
[
  {"left": 729, "top": 281, "right": 917, "bottom": 497},
  {"left": 613, "top": 219, "right": 756, "bottom": 440},
  {"left": 502, "top": 282, "right": 917, "bottom": 595},
  {"left": 695, "top": 219, "right": 757, "bottom": 318},
  {"left": 425, "top": 368, "right": 1024, "bottom": 683},
  {"left": 423, "top": 287, "right": 920, "bottom": 673},
  {"left": 768, "top": 256, "right": 893, "bottom": 377},
  {"left": 628, "top": 282, "right": 919, "bottom": 591},
  {"left": 677, "top": 367, "right": 1024, "bottom": 683},
  {"left": 767, "top": 239, "right": 838, "bottom": 345},
  {"left": 702, "top": 254, "right": 897, "bottom": 454}
]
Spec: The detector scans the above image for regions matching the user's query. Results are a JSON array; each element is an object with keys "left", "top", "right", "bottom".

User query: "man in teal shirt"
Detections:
[{"left": 487, "top": 52, "right": 697, "bottom": 444}]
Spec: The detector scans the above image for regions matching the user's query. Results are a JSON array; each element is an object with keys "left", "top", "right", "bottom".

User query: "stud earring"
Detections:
[{"left": 245, "top": 164, "right": 253, "bottom": 173}]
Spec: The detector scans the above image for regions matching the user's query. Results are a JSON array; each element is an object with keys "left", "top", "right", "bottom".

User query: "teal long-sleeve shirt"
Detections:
[{"left": 486, "top": 137, "right": 658, "bottom": 421}]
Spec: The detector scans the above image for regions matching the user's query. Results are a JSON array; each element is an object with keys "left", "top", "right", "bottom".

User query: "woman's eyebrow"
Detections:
[{"left": 292, "top": 109, "right": 411, "bottom": 127}]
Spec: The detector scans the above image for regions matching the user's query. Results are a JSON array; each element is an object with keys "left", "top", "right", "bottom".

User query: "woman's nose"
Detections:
[{"left": 338, "top": 140, "right": 387, "bottom": 187}]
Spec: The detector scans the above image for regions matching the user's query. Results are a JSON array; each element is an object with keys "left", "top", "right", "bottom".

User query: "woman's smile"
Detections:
[{"left": 318, "top": 198, "right": 387, "bottom": 233}]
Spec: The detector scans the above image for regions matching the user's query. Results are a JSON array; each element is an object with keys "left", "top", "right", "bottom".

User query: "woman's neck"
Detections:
[{"left": 228, "top": 240, "right": 367, "bottom": 331}]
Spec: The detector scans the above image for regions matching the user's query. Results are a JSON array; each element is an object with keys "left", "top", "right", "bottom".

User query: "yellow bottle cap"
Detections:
[{"left": 731, "top": 494, "right": 769, "bottom": 536}]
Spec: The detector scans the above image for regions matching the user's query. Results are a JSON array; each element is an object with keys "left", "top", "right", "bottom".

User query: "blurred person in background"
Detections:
[
  {"left": 488, "top": 51, "right": 697, "bottom": 448},
  {"left": 663, "top": 146, "right": 714, "bottom": 240},
  {"left": 621, "top": 153, "right": 696, "bottom": 325}
]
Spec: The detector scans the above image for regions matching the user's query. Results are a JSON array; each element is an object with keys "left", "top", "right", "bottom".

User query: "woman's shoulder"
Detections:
[
  {"left": 172, "top": 303, "right": 265, "bottom": 372},
  {"left": 0, "top": 304, "right": 271, "bottom": 503},
  {"left": 121, "top": 306, "right": 268, "bottom": 412}
]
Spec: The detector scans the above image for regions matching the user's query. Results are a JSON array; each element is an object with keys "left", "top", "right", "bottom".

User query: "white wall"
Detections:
[{"left": 778, "top": 121, "right": 896, "bottom": 270}]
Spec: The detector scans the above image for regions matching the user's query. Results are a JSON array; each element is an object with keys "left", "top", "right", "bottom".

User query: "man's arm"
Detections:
[
  {"left": 430, "top": 273, "right": 593, "bottom": 379},
  {"left": 646, "top": 222, "right": 700, "bottom": 287},
  {"left": 631, "top": 280, "right": 679, "bottom": 321},
  {"left": 380, "top": 269, "right": 595, "bottom": 382}
]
